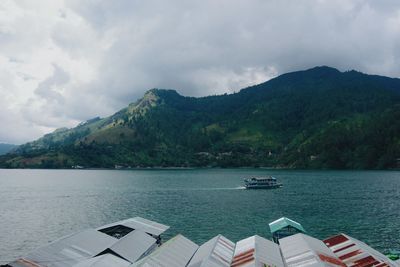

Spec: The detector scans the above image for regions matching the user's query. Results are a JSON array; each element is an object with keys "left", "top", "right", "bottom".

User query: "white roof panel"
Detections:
[
  {"left": 188, "top": 234, "right": 235, "bottom": 267},
  {"left": 107, "top": 230, "right": 157, "bottom": 263},
  {"left": 231, "top": 235, "right": 284, "bottom": 267},
  {"left": 280, "top": 233, "right": 344, "bottom": 267},
  {"left": 133, "top": 234, "right": 199, "bottom": 267},
  {"left": 73, "top": 254, "right": 131, "bottom": 267},
  {"left": 122, "top": 217, "right": 170, "bottom": 236},
  {"left": 97, "top": 217, "right": 170, "bottom": 237},
  {"left": 21, "top": 229, "right": 117, "bottom": 267}
]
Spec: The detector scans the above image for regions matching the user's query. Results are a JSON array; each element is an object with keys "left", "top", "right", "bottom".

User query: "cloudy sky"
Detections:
[{"left": 1, "top": 0, "right": 399, "bottom": 144}]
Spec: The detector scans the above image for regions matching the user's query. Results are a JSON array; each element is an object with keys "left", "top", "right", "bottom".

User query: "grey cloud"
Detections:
[
  {"left": 66, "top": 0, "right": 400, "bottom": 102},
  {"left": 16, "top": 72, "right": 35, "bottom": 81},
  {"left": 18, "top": 65, "right": 72, "bottom": 130},
  {"left": 34, "top": 64, "right": 69, "bottom": 104}
]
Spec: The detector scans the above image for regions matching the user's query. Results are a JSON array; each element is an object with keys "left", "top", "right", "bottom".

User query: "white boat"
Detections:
[{"left": 244, "top": 176, "right": 282, "bottom": 189}]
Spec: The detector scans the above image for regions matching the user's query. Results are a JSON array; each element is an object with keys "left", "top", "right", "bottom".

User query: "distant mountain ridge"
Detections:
[
  {"left": 0, "top": 143, "right": 17, "bottom": 156},
  {"left": 1, "top": 66, "right": 399, "bottom": 169}
]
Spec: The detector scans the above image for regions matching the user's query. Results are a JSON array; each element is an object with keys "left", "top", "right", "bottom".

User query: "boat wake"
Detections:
[
  {"left": 210, "top": 186, "right": 246, "bottom": 190},
  {"left": 151, "top": 186, "right": 247, "bottom": 191}
]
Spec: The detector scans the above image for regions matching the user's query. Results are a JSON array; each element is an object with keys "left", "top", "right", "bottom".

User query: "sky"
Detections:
[{"left": 0, "top": 0, "right": 400, "bottom": 144}]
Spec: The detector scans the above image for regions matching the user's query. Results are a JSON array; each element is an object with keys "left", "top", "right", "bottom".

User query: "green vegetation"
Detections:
[{"left": 1, "top": 66, "right": 399, "bottom": 169}]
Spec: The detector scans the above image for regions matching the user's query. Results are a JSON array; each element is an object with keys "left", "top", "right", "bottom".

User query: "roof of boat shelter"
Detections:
[
  {"left": 269, "top": 216, "right": 306, "bottom": 233},
  {"left": 324, "top": 233, "right": 399, "bottom": 267},
  {"left": 133, "top": 234, "right": 199, "bottom": 266},
  {"left": 96, "top": 216, "right": 170, "bottom": 237},
  {"left": 7, "top": 217, "right": 398, "bottom": 267},
  {"left": 231, "top": 235, "right": 285, "bottom": 267},
  {"left": 188, "top": 234, "right": 235, "bottom": 267},
  {"left": 8, "top": 217, "right": 167, "bottom": 267},
  {"left": 280, "top": 233, "right": 345, "bottom": 267}
]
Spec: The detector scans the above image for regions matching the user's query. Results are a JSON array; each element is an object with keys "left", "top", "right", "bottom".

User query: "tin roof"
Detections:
[
  {"left": 7, "top": 217, "right": 398, "bottom": 267},
  {"left": 97, "top": 217, "right": 170, "bottom": 237},
  {"left": 133, "top": 234, "right": 199, "bottom": 267},
  {"left": 73, "top": 254, "right": 131, "bottom": 267},
  {"left": 188, "top": 234, "right": 235, "bottom": 267},
  {"left": 269, "top": 217, "right": 306, "bottom": 233},
  {"left": 280, "top": 233, "right": 345, "bottom": 267},
  {"left": 324, "top": 233, "right": 398, "bottom": 267},
  {"left": 10, "top": 229, "right": 116, "bottom": 267},
  {"left": 8, "top": 218, "right": 165, "bottom": 267},
  {"left": 103, "top": 229, "right": 157, "bottom": 263},
  {"left": 231, "top": 235, "right": 285, "bottom": 267}
]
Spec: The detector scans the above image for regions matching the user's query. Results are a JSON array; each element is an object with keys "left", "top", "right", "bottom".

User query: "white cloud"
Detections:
[{"left": 0, "top": 0, "right": 399, "bottom": 144}]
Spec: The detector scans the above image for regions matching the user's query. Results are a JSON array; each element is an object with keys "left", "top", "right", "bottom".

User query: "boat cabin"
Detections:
[{"left": 248, "top": 176, "right": 276, "bottom": 182}]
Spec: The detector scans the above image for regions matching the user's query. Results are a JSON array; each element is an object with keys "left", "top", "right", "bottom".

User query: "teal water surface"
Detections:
[{"left": 0, "top": 169, "right": 399, "bottom": 261}]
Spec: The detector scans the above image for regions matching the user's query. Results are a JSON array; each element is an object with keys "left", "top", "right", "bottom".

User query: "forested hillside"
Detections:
[{"left": 1, "top": 66, "right": 399, "bottom": 169}]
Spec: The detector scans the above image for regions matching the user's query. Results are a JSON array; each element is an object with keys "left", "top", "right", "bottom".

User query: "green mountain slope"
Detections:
[{"left": 1, "top": 66, "right": 399, "bottom": 169}]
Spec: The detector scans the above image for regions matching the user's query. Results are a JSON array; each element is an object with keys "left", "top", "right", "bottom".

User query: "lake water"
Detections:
[{"left": 0, "top": 169, "right": 399, "bottom": 262}]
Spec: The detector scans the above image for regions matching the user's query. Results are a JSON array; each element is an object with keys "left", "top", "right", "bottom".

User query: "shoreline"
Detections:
[{"left": 0, "top": 166, "right": 399, "bottom": 171}]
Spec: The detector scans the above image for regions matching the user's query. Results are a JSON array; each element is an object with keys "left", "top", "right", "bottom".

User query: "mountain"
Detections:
[
  {"left": 1, "top": 66, "right": 399, "bottom": 169},
  {"left": 0, "top": 143, "right": 17, "bottom": 155}
]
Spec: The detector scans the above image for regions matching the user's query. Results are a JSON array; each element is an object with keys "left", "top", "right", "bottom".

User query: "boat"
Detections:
[{"left": 244, "top": 176, "right": 282, "bottom": 189}]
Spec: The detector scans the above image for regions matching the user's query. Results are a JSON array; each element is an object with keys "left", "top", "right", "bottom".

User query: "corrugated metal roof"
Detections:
[
  {"left": 269, "top": 217, "right": 306, "bottom": 233},
  {"left": 73, "top": 254, "right": 131, "bottom": 267},
  {"left": 16, "top": 229, "right": 117, "bottom": 267},
  {"left": 97, "top": 217, "right": 169, "bottom": 237},
  {"left": 324, "top": 234, "right": 398, "bottom": 267},
  {"left": 123, "top": 217, "right": 170, "bottom": 236},
  {"left": 231, "top": 235, "right": 284, "bottom": 267},
  {"left": 188, "top": 234, "right": 235, "bottom": 267},
  {"left": 8, "top": 218, "right": 165, "bottom": 267},
  {"left": 280, "top": 233, "right": 345, "bottom": 267},
  {"left": 133, "top": 234, "right": 199, "bottom": 267},
  {"left": 105, "top": 229, "right": 157, "bottom": 263},
  {"left": 7, "top": 217, "right": 398, "bottom": 267}
]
